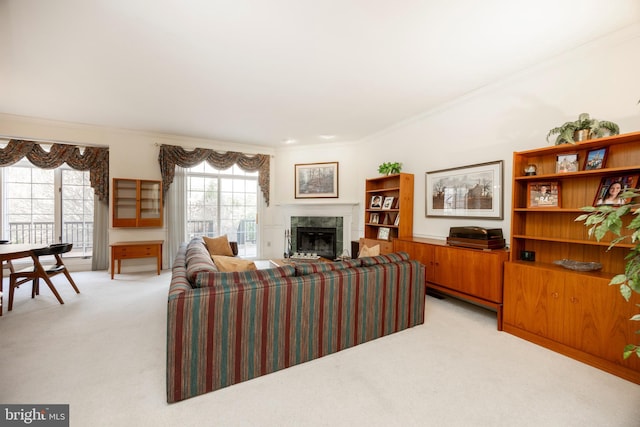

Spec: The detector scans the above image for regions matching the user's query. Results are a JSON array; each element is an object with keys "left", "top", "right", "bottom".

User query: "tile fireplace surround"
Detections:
[
  {"left": 281, "top": 202, "right": 359, "bottom": 259},
  {"left": 291, "top": 216, "right": 343, "bottom": 258}
]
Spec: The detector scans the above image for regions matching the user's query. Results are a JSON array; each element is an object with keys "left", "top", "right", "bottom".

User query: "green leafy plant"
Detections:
[
  {"left": 547, "top": 113, "right": 620, "bottom": 145},
  {"left": 378, "top": 162, "right": 402, "bottom": 175},
  {"left": 576, "top": 188, "right": 640, "bottom": 359}
]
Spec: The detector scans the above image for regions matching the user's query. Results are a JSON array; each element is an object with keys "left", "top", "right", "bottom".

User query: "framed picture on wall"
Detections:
[
  {"left": 426, "top": 160, "right": 503, "bottom": 219},
  {"left": 294, "top": 162, "right": 339, "bottom": 199}
]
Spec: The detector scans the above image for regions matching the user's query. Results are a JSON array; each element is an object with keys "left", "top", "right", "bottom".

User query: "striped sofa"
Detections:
[{"left": 167, "top": 238, "right": 426, "bottom": 403}]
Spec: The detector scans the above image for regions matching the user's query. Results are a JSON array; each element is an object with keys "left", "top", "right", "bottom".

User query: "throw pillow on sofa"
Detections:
[
  {"left": 359, "top": 251, "right": 410, "bottom": 266},
  {"left": 358, "top": 244, "right": 380, "bottom": 257},
  {"left": 203, "top": 235, "right": 235, "bottom": 257},
  {"left": 211, "top": 255, "right": 257, "bottom": 272}
]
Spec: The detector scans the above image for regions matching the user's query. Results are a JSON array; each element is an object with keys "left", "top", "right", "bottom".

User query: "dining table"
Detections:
[{"left": 0, "top": 243, "right": 47, "bottom": 316}]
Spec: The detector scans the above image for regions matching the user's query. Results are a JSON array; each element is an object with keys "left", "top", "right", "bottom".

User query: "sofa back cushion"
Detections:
[
  {"left": 359, "top": 251, "right": 410, "bottom": 266},
  {"left": 185, "top": 238, "right": 219, "bottom": 282},
  {"left": 194, "top": 265, "right": 296, "bottom": 288},
  {"left": 294, "top": 258, "right": 362, "bottom": 276}
]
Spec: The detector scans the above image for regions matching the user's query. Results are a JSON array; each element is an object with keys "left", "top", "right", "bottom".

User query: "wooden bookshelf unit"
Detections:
[
  {"left": 361, "top": 173, "right": 414, "bottom": 254},
  {"left": 504, "top": 131, "right": 640, "bottom": 384}
]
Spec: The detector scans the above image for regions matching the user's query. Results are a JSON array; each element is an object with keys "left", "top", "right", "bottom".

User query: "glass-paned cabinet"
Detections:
[{"left": 112, "top": 178, "right": 163, "bottom": 227}]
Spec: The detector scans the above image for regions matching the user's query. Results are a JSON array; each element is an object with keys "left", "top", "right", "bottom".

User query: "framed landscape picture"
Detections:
[
  {"left": 426, "top": 160, "right": 503, "bottom": 219},
  {"left": 295, "top": 162, "right": 339, "bottom": 199}
]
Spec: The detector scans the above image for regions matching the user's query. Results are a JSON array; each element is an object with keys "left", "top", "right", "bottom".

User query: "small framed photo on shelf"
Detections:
[
  {"left": 593, "top": 175, "right": 639, "bottom": 206},
  {"left": 369, "top": 213, "right": 379, "bottom": 224},
  {"left": 370, "top": 195, "right": 383, "bottom": 209},
  {"left": 556, "top": 153, "right": 578, "bottom": 173},
  {"left": 527, "top": 182, "right": 560, "bottom": 208},
  {"left": 377, "top": 227, "right": 391, "bottom": 241},
  {"left": 584, "top": 147, "right": 608, "bottom": 170},
  {"left": 382, "top": 196, "right": 394, "bottom": 210},
  {"left": 393, "top": 214, "right": 400, "bottom": 226}
]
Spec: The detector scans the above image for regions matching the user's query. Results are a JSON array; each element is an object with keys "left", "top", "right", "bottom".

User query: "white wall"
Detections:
[
  {"left": 1, "top": 24, "right": 639, "bottom": 264},
  {"left": 302, "top": 23, "right": 640, "bottom": 245}
]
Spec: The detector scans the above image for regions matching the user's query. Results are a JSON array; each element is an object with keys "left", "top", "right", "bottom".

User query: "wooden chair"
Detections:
[{"left": 8, "top": 243, "right": 80, "bottom": 311}]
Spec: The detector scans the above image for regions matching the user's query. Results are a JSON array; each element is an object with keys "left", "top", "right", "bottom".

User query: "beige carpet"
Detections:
[{"left": 1, "top": 270, "right": 639, "bottom": 427}]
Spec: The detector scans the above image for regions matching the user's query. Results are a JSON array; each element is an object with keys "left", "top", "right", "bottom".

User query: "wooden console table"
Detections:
[{"left": 110, "top": 240, "right": 163, "bottom": 279}]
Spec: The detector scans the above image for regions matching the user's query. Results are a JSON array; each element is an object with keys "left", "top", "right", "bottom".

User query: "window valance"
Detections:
[
  {"left": 0, "top": 139, "right": 109, "bottom": 201},
  {"left": 158, "top": 144, "right": 271, "bottom": 206}
]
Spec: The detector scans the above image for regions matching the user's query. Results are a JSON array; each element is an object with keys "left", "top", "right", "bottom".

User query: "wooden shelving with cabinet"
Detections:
[
  {"left": 361, "top": 173, "right": 414, "bottom": 254},
  {"left": 112, "top": 178, "right": 163, "bottom": 228},
  {"left": 504, "top": 131, "right": 640, "bottom": 384}
]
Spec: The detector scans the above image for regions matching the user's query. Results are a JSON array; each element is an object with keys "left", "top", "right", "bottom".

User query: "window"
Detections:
[
  {"left": 1, "top": 158, "right": 94, "bottom": 257},
  {"left": 186, "top": 163, "right": 258, "bottom": 258}
]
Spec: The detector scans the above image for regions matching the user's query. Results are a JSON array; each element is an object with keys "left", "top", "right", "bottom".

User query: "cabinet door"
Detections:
[
  {"left": 113, "top": 179, "right": 138, "bottom": 227},
  {"left": 432, "top": 246, "right": 459, "bottom": 288},
  {"left": 566, "top": 275, "right": 640, "bottom": 370},
  {"left": 394, "top": 240, "right": 434, "bottom": 282},
  {"left": 454, "top": 249, "right": 504, "bottom": 303},
  {"left": 503, "top": 263, "right": 564, "bottom": 341},
  {"left": 137, "top": 180, "right": 163, "bottom": 227}
]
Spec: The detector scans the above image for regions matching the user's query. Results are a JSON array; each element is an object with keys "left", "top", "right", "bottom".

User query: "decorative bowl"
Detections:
[{"left": 553, "top": 259, "right": 602, "bottom": 272}]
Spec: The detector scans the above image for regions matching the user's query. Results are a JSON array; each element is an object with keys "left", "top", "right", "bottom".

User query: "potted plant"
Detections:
[
  {"left": 378, "top": 162, "right": 402, "bottom": 175},
  {"left": 547, "top": 113, "right": 620, "bottom": 145},
  {"left": 576, "top": 188, "right": 640, "bottom": 359}
]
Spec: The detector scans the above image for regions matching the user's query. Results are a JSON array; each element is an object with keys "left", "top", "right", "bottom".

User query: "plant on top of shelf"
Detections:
[
  {"left": 378, "top": 162, "right": 402, "bottom": 175},
  {"left": 546, "top": 113, "right": 620, "bottom": 145},
  {"left": 576, "top": 188, "right": 640, "bottom": 359}
]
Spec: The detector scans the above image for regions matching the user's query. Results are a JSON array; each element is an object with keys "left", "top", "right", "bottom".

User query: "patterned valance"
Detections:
[
  {"left": 158, "top": 144, "right": 271, "bottom": 206},
  {"left": 0, "top": 139, "right": 109, "bottom": 201}
]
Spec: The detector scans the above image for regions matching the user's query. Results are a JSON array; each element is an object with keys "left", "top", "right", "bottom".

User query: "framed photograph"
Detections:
[
  {"left": 393, "top": 214, "right": 400, "bottom": 226},
  {"left": 556, "top": 153, "right": 578, "bottom": 173},
  {"left": 593, "top": 175, "right": 639, "bottom": 206},
  {"left": 382, "top": 196, "right": 394, "bottom": 210},
  {"left": 527, "top": 182, "right": 560, "bottom": 208},
  {"left": 370, "top": 195, "right": 383, "bottom": 209},
  {"left": 584, "top": 147, "right": 608, "bottom": 170},
  {"left": 295, "top": 162, "right": 339, "bottom": 198},
  {"left": 426, "top": 160, "right": 503, "bottom": 219},
  {"left": 369, "top": 213, "right": 379, "bottom": 224},
  {"left": 377, "top": 227, "right": 390, "bottom": 241}
]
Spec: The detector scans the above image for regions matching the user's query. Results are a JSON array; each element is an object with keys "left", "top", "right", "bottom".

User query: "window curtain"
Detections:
[
  {"left": 158, "top": 144, "right": 270, "bottom": 206},
  {"left": 0, "top": 139, "right": 109, "bottom": 270},
  {"left": 165, "top": 166, "right": 186, "bottom": 269}
]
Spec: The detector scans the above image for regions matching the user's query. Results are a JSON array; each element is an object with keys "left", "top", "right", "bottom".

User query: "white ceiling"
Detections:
[{"left": 1, "top": 0, "right": 639, "bottom": 147}]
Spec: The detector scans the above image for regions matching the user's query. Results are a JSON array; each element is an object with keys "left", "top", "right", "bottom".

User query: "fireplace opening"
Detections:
[{"left": 296, "top": 227, "right": 337, "bottom": 260}]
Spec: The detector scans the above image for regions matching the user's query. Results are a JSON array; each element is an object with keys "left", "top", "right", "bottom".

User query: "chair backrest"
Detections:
[{"left": 32, "top": 243, "right": 73, "bottom": 257}]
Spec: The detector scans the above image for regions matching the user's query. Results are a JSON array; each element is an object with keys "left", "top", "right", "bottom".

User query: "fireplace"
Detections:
[
  {"left": 296, "top": 227, "right": 337, "bottom": 259},
  {"left": 290, "top": 216, "right": 344, "bottom": 260}
]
